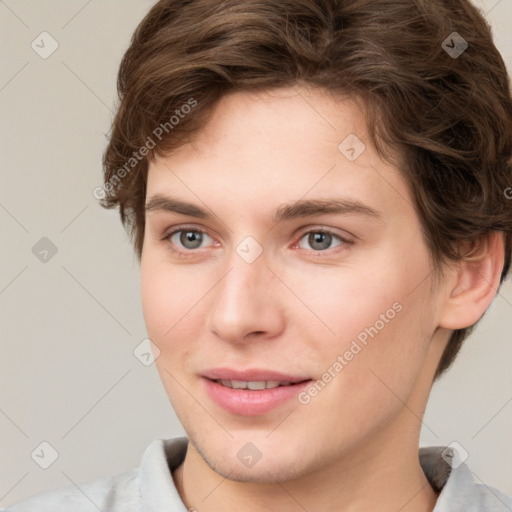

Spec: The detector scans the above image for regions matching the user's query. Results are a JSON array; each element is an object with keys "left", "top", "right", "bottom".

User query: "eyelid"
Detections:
[
  {"left": 161, "top": 224, "right": 354, "bottom": 255},
  {"left": 293, "top": 226, "right": 354, "bottom": 251},
  {"left": 161, "top": 225, "right": 218, "bottom": 247},
  {"left": 162, "top": 222, "right": 210, "bottom": 236},
  {"left": 294, "top": 223, "right": 354, "bottom": 240}
]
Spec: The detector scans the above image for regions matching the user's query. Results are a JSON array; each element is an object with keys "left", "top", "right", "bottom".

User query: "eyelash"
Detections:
[{"left": 161, "top": 226, "right": 354, "bottom": 259}]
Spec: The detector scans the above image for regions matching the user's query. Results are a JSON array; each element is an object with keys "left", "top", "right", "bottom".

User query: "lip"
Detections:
[
  {"left": 202, "top": 367, "right": 311, "bottom": 383},
  {"left": 201, "top": 367, "right": 312, "bottom": 416}
]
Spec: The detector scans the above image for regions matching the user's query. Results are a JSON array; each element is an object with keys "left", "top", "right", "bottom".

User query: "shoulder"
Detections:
[
  {"left": 3, "top": 468, "right": 140, "bottom": 512},
  {"left": 420, "top": 446, "right": 512, "bottom": 512},
  {"left": 440, "top": 465, "right": 512, "bottom": 512},
  {"left": 2, "top": 437, "right": 188, "bottom": 512}
]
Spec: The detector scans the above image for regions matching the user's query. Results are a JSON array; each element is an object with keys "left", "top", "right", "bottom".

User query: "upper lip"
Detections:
[{"left": 202, "top": 368, "right": 311, "bottom": 383}]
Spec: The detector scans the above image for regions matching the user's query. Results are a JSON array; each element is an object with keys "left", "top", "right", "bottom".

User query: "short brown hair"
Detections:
[{"left": 101, "top": 0, "right": 512, "bottom": 379}]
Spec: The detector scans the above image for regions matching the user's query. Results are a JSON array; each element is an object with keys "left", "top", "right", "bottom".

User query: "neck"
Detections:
[{"left": 173, "top": 413, "right": 438, "bottom": 512}]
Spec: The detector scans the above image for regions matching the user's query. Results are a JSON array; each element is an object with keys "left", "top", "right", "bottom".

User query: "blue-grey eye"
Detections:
[
  {"left": 298, "top": 231, "right": 342, "bottom": 251},
  {"left": 171, "top": 230, "right": 211, "bottom": 249}
]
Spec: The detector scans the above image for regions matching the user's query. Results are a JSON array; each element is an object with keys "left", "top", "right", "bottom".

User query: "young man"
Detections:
[{"left": 6, "top": 0, "right": 512, "bottom": 510}]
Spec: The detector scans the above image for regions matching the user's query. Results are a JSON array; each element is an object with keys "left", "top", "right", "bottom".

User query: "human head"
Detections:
[{"left": 101, "top": 0, "right": 512, "bottom": 378}]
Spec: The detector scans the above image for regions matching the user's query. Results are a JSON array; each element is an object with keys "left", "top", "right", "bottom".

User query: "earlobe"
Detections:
[{"left": 438, "top": 231, "right": 505, "bottom": 330}]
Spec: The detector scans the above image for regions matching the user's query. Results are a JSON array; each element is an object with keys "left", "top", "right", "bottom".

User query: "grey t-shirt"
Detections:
[{"left": 3, "top": 436, "right": 511, "bottom": 511}]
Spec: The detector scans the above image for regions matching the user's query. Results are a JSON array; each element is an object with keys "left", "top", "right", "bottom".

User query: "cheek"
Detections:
[
  {"left": 288, "top": 250, "right": 434, "bottom": 394},
  {"left": 140, "top": 252, "right": 208, "bottom": 340},
  {"left": 140, "top": 265, "right": 169, "bottom": 339},
  {"left": 140, "top": 261, "right": 200, "bottom": 402},
  {"left": 294, "top": 291, "right": 432, "bottom": 448},
  {"left": 280, "top": 260, "right": 406, "bottom": 354}
]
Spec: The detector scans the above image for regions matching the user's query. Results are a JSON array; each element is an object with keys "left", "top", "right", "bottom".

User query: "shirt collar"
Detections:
[
  {"left": 138, "top": 438, "right": 511, "bottom": 512},
  {"left": 420, "top": 446, "right": 512, "bottom": 511}
]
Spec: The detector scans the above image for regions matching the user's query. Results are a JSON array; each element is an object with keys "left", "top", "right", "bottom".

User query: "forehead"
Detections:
[
  {"left": 177, "top": 87, "right": 368, "bottom": 160},
  {"left": 146, "top": 86, "right": 412, "bottom": 221}
]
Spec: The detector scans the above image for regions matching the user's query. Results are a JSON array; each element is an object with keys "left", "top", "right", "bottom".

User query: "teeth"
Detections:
[
  {"left": 217, "top": 380, "right": 287, "bottom": 389},
  {"left": 247, "top": 381, "right": 266, "bottom": 390}
]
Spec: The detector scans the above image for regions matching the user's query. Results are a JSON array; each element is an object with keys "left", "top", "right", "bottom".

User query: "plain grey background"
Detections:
[{"left": 1, "top": 0, "right": 511, "bottom": 508}]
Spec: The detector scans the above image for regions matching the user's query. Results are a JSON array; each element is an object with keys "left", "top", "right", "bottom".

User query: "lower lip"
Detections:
[{"left": 203, "top": 378, "right": 312, "bottom": 416}]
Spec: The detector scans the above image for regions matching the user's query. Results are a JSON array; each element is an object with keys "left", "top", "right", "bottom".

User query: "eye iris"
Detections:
[
  {"left": 180, "top": 230, "right": 203, "bottom": 249},
  {"left": 309, "top": 232, "right": 332, "bottom": 250}
]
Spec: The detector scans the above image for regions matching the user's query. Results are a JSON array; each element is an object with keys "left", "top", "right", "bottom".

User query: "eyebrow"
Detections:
[{"left": 145, "top": 194, "right": 383, "bottom": 223}]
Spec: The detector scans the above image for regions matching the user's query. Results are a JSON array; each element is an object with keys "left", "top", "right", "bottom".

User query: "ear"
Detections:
[{"left": 438, "top": 231, "right": 505, "bottom": 330}]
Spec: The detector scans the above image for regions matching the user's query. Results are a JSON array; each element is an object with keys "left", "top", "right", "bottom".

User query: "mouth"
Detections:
[
  {"left": 201, "top": 368, "right": 313, "bottom": 416},
  {"left": 213, "top": 379, "right": 311, "bottom": 390},
  {"left": 201, "top": 367, "right": 311, "bottom": 384}
]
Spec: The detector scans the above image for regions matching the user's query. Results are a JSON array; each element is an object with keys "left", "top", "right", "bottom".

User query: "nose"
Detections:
[{"left": 206, "top": 246, "right": 285, "bottom": 345}]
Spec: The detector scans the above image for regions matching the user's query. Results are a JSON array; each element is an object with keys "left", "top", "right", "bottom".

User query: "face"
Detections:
[{"left": 141, "top": 86, "right": 447, "bottom": 482}]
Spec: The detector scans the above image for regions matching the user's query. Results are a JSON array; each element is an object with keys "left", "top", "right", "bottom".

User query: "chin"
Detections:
[
  {"left": 190, "top": 433, "right": 320, "bottom": 484},
  {"left": 206, "top": 456, "right": 309, "bottom": 484}
]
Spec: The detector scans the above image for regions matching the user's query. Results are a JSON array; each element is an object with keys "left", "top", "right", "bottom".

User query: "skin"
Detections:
[{"left": 140, "top": 86, "right": 504, "bottom": 512}]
